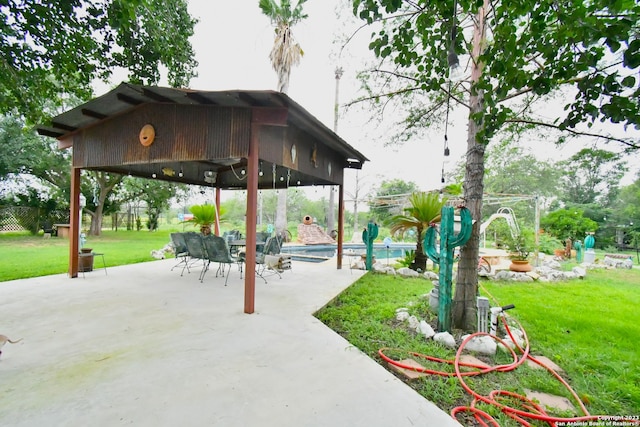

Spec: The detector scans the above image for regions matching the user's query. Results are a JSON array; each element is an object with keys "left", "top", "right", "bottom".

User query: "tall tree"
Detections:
[
  {"left": 608, "top": 172, "right": 640, "bottom": 247},
  {"left": 0, "top": 114, "right": 72, "bottom": 207},
  {"left": 259, "top": 0, "right": 307, "bottom": 93},
  {"left": 560, "top": 148, "right": 627, "bottom": 206},
  {"left": 483, "top": 140, "right": 562, "bottom": 199},
  {"left": 118, "top": 177, "right": 188, "bottom": 231},
  {"left": 2, "top": 0, "right": 198, "bottom": 235},
  {"left": 1, "top": 0, "right": 197, "bottom": 124},
  {"left": 259, "top": 0, "right": 308, "bottom": 237},
  {"left": 368, "top": 178, "right": 420, "bottom": 224},
  {"left": 352, "top": 0, "right": 640, "bottom": 330}
]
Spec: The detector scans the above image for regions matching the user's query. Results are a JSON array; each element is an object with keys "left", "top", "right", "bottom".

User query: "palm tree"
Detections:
[
  {"left": 387, "top": 192, "right": 448, "bottom": 271},
  {"left": 259, "top": 0, "right": 307, "bottom": 93},
  {"left": 259, "top": 0, "right": 308, "bottom": 236}
]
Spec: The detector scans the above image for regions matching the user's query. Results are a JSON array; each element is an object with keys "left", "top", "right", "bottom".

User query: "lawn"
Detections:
[
  {"left": 3, "top": 230, "right": 639, "bottom": 423},
  {"left": 315, "top": 267, "right": 640, "bottom": 425},
  {"left": 0, "top": 229, "right": 179, "bottom": 282}
]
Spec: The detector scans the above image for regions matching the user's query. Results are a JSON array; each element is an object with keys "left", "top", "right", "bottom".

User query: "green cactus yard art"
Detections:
[
  {"left": 362, "top": 221, "right": 379, "bottom": 270},
  {"left": 424, "top": 206, "right": 472, "bottom": 332}
]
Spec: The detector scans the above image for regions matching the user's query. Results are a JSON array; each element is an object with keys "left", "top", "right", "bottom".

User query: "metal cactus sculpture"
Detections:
[
  {"left": 574, "top": 240, "right": 583, "bottom": 263},
  {"left": 584, "top": 232, "right": 596, "bottom": 263},
  {"left": 585, "top": 234, "right": 595, "bottom": 249},
  {"left": 362, "top": 221, "right": 379, "bottom": 270},
  {"left": 424, "top": 206, "right": 472, "bottom": 332}
]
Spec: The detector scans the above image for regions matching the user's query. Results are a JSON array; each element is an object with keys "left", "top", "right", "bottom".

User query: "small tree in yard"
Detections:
[
  {"left": 387, "top": 192, "right": 447, "bottom": 271},
  {"left": 352, "top": 0, "right": 640, "bottom": 330},
  {"left": 541, "top": 209, "right": 599, "bottom": 243}
]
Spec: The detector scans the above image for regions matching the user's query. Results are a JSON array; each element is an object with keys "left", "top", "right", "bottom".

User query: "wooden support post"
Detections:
[
  {"left": 337, "top": 184, "right": 344, "bottom": 269},
  {"left": 69, "top": 167, "right": 81, "bottom": 278}
]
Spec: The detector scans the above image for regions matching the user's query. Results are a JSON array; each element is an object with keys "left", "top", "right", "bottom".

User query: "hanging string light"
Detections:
[
  {"left": 272, "top": 163, "right": 277, "bottom": 194},
  {"left": 442, "top": 0, "right": 458, "bottom": 185}
]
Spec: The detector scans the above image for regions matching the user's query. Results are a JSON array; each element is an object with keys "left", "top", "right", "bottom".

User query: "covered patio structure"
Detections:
[{"left": 37, "top": 82, "right": 368, "bottom": 313}]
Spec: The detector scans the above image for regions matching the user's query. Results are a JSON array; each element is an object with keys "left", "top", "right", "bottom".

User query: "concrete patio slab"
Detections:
[{"left": 1, "top": 258, "right": 461, "bottom": 426}]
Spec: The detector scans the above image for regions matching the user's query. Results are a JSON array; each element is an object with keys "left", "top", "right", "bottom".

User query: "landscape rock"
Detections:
[
  {"left": 373, "top": 263, "right": 396, "bottom": 275},
  {"left": 603, "top": 256, "right": 633, "bottom": 269},
  {"left": 543, "top": 259, "right": 562, "bottom": 270},
  {"left": 418, "top": 320, "right": 436, "bottom": 339},
  {"left": 423, "top": 271, "right": 438, "bottom": 280},
  {"left": 497, "top": 338, "right": 517, "bottom": 352},
  {"left": 495, "top": 271, "right": 534, "bottom": 282},
  {"left": 395, "top": 309, "right": 410, "bottom": 322},
  {"left": 572, "top": 266, "right": 587, "bottom": 278},
  {"left": 462, "top": 335, "right": 497, "bottom": 356},
  {"left": 397, "top": 267, "right": 420, "bottom": 278},
  {"left": 433, "top": 331, "right": 456, "bottom": 348},
  {"left": 505, "top": 327, "right": 526, "bottom": 348},
  {"left": 407, "top": 315, "right": 420, "bottom": 331}
]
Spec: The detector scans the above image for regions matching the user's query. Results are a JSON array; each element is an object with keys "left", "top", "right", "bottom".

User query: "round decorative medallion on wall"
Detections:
[{"left": 139, "top": 124, "right": 155, "bottom": 147}]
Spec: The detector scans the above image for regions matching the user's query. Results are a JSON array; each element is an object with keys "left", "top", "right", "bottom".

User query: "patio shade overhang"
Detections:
[
  {"left": 37, "top": 83, "right": 368, "bottom": 189},
  {"left": 38, "top": 83, "right": 368, "bottom": 313}
]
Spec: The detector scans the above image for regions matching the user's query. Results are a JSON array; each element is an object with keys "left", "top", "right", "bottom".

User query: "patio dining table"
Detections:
[{"left": 228, "top": 239, "right": 266, "bottom": 256}]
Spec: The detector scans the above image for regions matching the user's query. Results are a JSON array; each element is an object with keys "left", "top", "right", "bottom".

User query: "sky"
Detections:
[
  {"left": 98, "top": 0, "right": 638, "bottom": 203},
  {"left": 184, "top": 0, "right": 468, "bottom": 199}
]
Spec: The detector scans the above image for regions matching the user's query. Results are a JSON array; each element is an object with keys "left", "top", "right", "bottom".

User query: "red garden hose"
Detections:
[{"left": 379, "top": 315, "right": 639, "bottom": 426}]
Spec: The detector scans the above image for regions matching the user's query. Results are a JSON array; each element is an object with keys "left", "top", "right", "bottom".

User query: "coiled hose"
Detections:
[{"left": 378, "top": 315, "right": 638, "bottom": 426}]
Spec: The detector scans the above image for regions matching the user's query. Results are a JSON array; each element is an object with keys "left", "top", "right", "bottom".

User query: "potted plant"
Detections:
[
  {"left": 505, "top": 229, "right": 534, "bottom": 272},
  {"left": 184, "top": 204, "right": 218, "bottom": 235}
]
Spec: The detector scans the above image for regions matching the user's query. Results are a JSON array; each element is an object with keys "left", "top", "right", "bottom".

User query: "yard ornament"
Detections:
[{"left": 424, "top": 206, "right": 472, "bottom": 332}]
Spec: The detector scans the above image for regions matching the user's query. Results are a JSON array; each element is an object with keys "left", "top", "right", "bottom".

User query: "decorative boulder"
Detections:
[
  {"left": 543, "top": 259, "right": 562, "bottom": 270},
  {"left": 603, "top": 256, "right": 633, "bottom": 269},
  {"left": 395, "top": 308, "right": 410, "bottom": 322},
  {"left": 418, "top": 320, "right": 436, "bottom": 339},
  {"left": 433, "top": 331, "right": 456, "bottom": 348},
  {"left": 397, "top": 267, "right": 420, "bottom": 278},
  {"left": 407, "top": 315, "right": 420, "bottom": 331},
  {"left": 373, "top": 263, "right": 396, "bottom": 275},
  {"left": 423, "top": 271, "right": 438, "bottom": 280},
  {"left": 462, "top": 335, "right": 497, "bottom": 356}
]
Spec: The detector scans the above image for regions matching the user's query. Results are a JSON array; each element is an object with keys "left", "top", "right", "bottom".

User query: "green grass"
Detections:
[
  {"left": 3, "top": 230, "right": 639, "bottom": 420},
  {"left": 0, "top": 229, "right": 181, "bottom": 281},
  {"left": 315, "top": 268, "right": 640, "bottom": 424}
]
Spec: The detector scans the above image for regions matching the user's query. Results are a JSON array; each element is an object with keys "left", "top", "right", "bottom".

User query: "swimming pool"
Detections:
[{"left": 280, "top": 242, "right": 416, "bottom": 262}]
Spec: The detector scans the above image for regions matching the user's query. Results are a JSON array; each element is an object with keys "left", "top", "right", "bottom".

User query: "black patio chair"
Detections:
[
  {"left": 183, "top": 233, "right": 209, "bottom": 282},
  {"left": 201, "top": 235, "right": 238, "bottom": 285},
  {"left": 255, "top": 235, "right": 291, "bottom": 283},
  {"left": 170, "top": 232, "right": 191, "bottom": 275}
]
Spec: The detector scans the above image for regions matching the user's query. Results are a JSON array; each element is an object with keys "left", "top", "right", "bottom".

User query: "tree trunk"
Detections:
[
  {"left": 87, "top": 172, "right": 122, "bottom": 236},
  {"left": 328, "top": 188, "right": 335, "bottom": 233},
  {"left": 275, "top": 189, "right": 288, "bottom": 236},
  {"left": 89, "top": 204, "right": 105, "bottom": 236},
  {"left": 452, "top": 0, "right": 488, "bottom": 332},
  {"left": 412, "top": 233, "right": 427, "bottom": 271}
]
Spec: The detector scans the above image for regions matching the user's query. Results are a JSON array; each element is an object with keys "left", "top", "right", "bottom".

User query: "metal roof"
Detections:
[{"left": 37, "top": 82, "right": 368, "bottom": 166}]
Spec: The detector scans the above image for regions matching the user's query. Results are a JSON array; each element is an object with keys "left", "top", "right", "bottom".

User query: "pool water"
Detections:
[{"left": 280, "top": 243, "right": 416, "bottom": 262}]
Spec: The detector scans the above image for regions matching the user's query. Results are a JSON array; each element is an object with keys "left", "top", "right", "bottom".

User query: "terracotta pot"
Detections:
[
  {"left": 200, "top": 224, "right": 212, "bottom": 235},
  {"left": 79, "top": 248, "right": 94, "bottom": 272},
  {"left": 509, "top": 259, "right": 532, "bottom": 272},
  {"left": 302, "top": 215, "right": 313, "bottom": 225}
]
